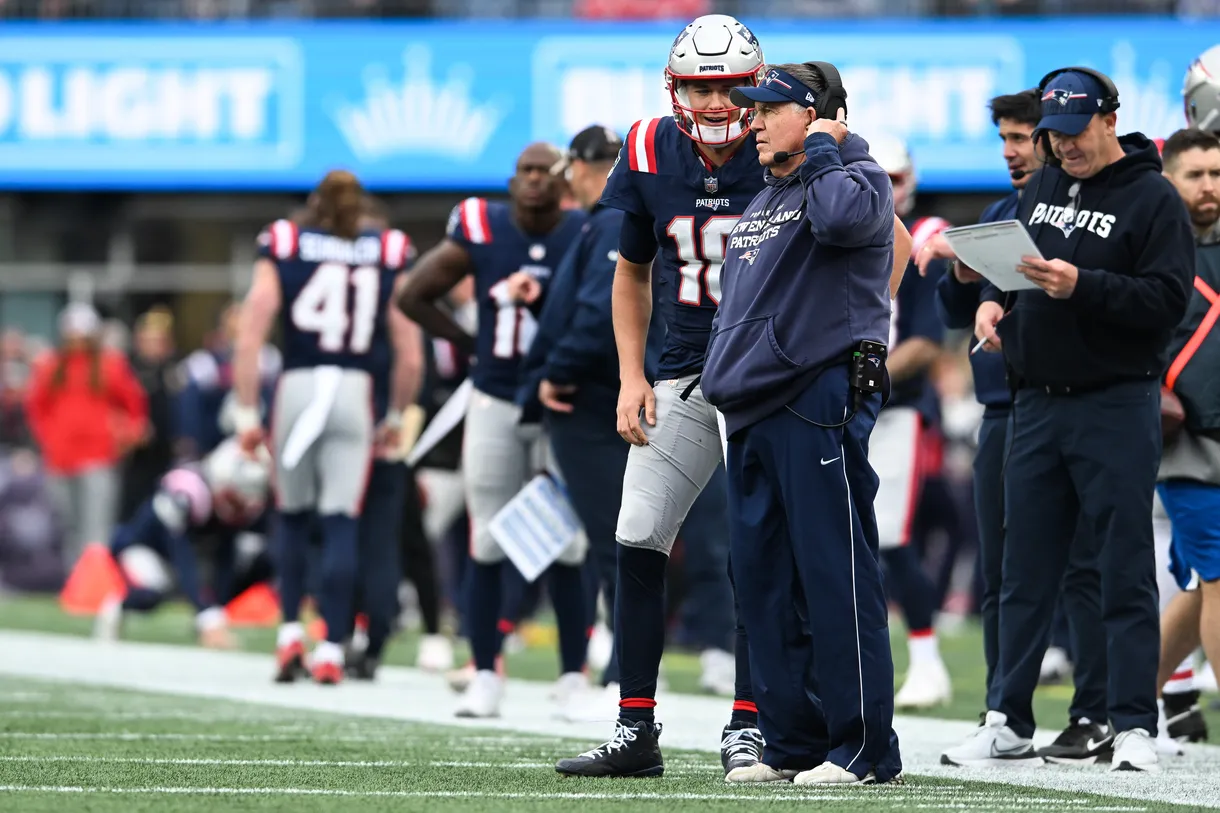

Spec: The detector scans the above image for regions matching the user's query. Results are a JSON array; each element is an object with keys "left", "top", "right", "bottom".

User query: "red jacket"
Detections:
[{"left": 25, "top": 347, "right": 149, "bottom": 475}]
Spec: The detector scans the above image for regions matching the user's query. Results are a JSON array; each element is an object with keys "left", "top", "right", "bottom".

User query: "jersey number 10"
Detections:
[
  {"left": 667, "top": 216, "right": 739, "bottom": 306},
  {"left": 291, "top": 262, "right": 381, "bottom": 354}
]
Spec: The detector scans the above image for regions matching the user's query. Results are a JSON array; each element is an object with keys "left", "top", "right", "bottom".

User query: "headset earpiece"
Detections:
[{"left": 805, "top": 60, "right": 848, "bottom": 122}]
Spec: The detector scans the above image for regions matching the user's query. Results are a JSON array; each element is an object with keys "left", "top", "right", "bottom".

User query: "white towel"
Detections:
[{"left": 280, "top": 366, "right": 343, "bottom": 471}]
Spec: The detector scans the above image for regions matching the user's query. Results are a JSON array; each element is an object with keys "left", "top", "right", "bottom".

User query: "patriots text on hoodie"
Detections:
[
  {"left": 982, "top": 134, "right": 1194, "bottom": 390},
  {"left": 701, "top": 132, "right": 895, "bottom": 438}
]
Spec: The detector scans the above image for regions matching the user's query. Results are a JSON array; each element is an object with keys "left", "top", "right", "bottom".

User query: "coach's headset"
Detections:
[
  {"left": 1033, "top": 66, "right": 1121, "bottom": 168},
  {"left": 769, "top": 61, "right": 848, "bottom": 164}
]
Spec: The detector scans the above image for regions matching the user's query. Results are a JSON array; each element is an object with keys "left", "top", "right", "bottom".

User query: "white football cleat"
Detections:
[
  {"left": 586, "top": 622, "right": 613, "bottom": 672},
  {"left": 551, "top": 671, "right": 590, "bottom": 706},
  {"left": 1111, "top": 728, "right": 1161, "bottom": 773},
  {"left": 940, "top": 710, "right": 1044, "bottom": 768},
  {"left": 699, "top": 648, "right": 736, "bottom": 697},
  {"left": 446, "top": 661, "right": 476, "bottom": 693},
  {"left": 454, "top": 670, "right": 504, "bottom": 718},
  {"left": 416, "top": 634, "right": 455, "bottom": 672},
  {"left": 894, "top": 658, "right": 952, "bottom": 709},
  {"left": 556, "top": 681, "right": 620, "bottom": 723},
  {"left": 725, "top": 763, "right": 796, "bottom": 783}
]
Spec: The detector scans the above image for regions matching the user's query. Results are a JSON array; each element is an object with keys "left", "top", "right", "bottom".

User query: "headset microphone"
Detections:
[
  {"left": 1010, "top": 168, "right": 1027, "bottom": 180},
  {"left": 772, "top": 150, "right": 794, "bottom": 163}
]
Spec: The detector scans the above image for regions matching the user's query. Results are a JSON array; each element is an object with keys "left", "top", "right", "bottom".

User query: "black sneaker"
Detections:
[
  {"left": 345, "top": 652, "right": 379, "bottom": 681},
  {"left": 1164, "top": 690, "right": 1209, "bottom": 742},
  {"left": 720, "top": 720, "right": 764, "bottom": 776},
  {"left": 555, "top": 720, "right": 664, "bottom": 778},
  {"left": 1037, "top": 718, "right": 1113, "bottom": 764}
]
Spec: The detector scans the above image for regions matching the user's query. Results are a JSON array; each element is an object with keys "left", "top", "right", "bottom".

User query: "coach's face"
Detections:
[
  {"left": 1047, "top": 112, "right": 1117, "bottom": 179},
  {"left": 750, "top": 101, "right": 810, "bottom": 172}
]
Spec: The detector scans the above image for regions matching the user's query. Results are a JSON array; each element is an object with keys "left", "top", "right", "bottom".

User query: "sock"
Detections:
[
  {"left": 469, "top": 561, "right": 503, "bottom": 672},
  {"left": 615, "top": 545, "right": 669, "bottom": 725},
  {"left": 908, "top": 628, "right": 941, "bottom": 664},
  {"left": 275, "top": 511, "right": 313, "bottom": 623},
  {"left": 547, "top": 563, "right": 588, "bottom": 675},
  {"left": 313, "top": 640, "right": 344, "bottom": 666},
  {"left": 318, "top": 514, "right": 359, "bottom": 646},
  {"left": 882, "top": 545, "right": 937, "bottom": 634},
  {"left": 1164, "top": 657, "right": 1195, "bottom": 695},
  {"left": 731, "top": 700, "right": 759, "bottom": 728},
  {"left": 731, "top": 607, "right": 757, "bottom": 726},
  {"left": 277, "top": 621, "right": 303, "bottom": 648}
]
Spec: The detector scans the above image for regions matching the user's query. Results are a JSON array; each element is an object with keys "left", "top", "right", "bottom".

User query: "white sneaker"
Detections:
[
  {"left": 1111, "top": 728, "right": 1161, "bottom": 773},
  {"left": 556, "top": 681, "right": 620, "bottom": 723},
  {"left": 93, "top": 594, "right": 124, "bottom": 642},
  {"left": 725, "top": 763, "right": 797, "bottom": 783},
  {"left": 1039, "top": 646, "right": 1072, "bottom": 684},
  {"left": 940, "top": 710, "right": 1044, "bottom": 768},
  {"left": 416, "top": 634, "right": 455, "bottom": 672},
  {"left": 446, "top": 661, "right": 476, "bottom": 693},
  {"left": 454, "top": 670, "right": 503, "bottom": 718},
  {"left": 894, "top": 658, "right": 952, "bottom": 709},
  {"left": 1156, "top": 698, "right": 1185, "bottom": 756},
  {"left": 699, "top": 648, "right": 736, "bottom": 697},
  {"left": 587, "top": 622, "right": 613, "bottom": 672},
  {"left": 551, "top": 671, "right": 590, "bottom": 706},
  {"left": 794, "top": 762, "right": 890, "bottom": 785}
]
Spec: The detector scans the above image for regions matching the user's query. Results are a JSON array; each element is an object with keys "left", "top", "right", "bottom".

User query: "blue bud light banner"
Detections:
[{"left": 0, "top": 19, "right": 1215, "bottom": 192}]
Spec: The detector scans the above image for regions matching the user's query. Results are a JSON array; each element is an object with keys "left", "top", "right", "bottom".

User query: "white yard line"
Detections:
[
  {"left": 0, "top": 755, "right": 724, "bottom": 773},
  {"left": 0, "top": 630, "right": 1216, "bottom": 809}
]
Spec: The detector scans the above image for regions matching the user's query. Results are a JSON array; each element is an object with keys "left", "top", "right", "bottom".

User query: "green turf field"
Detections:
[
  {"left": 2, "top": 592, "right": 1217, "bottom": 734},
  {"left": 0, "top": 674, "right": 1207, "bottom": 813}
]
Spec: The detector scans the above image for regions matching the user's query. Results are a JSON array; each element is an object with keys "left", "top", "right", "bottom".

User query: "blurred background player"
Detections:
[
  {"left": 868, "top": 132, "right": 954, "bottom": 710},
  {"left": 397, "top": 143, "right": 591, "bottom": 718},
  {"left": 95, "top": 436, "right": 272, "bottom": 649},
  {"left": 119, "top": 306, "right": 181, "bottom": 523},
  {"left": 232, "top": 169, "right": 415, "bottom": 685},
  {"left": 341, "top": 203, "right": 427, "bottom": 681},
  {"left": 556, "top": 14, "right": 765, "bottom": 780}
]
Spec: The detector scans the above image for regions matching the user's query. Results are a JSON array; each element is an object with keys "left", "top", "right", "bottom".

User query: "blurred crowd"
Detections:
[{"left": 0, "top": 0, "right": 1207, "bottom": 19}]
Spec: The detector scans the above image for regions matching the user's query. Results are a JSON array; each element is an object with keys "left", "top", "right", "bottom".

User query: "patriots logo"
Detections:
[
  {"left": 1042, "top": 88, "right": 1087, "bottom": 107},
  {"left": 763, "top": 70, "right": 792, "bottom": 90},
  {"left": 740, "top": 249, "right": 760, "bottom": 266}
]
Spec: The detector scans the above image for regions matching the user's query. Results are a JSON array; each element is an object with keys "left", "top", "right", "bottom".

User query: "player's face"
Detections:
[
  {"left": 683, "top": 79, "right": 743, "bottom": 130},
  {"left": 750, "top": 101, "right": 809, "bottom": 168},
  {"left": 510, "top": 145, "right": 564, "bottom": 210},
  {"left": 997, "top": 118, "right": 1036, "bottom": 189},
  {"left": 1047, "top": 113, "right": 1116, "bottom": 179},
  {"left": 1166, "top": 146, "right": 1220, "bottom": 230}
]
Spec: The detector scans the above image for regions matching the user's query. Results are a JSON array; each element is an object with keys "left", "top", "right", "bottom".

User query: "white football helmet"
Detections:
[
  {"left": 203, "top": 437, "right": 271, "bottom": 523},
  {"left": 666, "top": 14, "right": 765, "bottom": 146},
  {"left": 1184, "top": 45, "right": 1220, "bottom": 134},
  {"left": 870, "top": 132, "right": 916, "bottom": 218}
]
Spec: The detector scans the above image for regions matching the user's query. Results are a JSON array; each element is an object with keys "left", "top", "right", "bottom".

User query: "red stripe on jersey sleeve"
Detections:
[
  {"left": 627, "top": 121, "right": 642, "bottom": 172},
  {"left": 643, "top": 118, "right": 660, "bottom": 174}
]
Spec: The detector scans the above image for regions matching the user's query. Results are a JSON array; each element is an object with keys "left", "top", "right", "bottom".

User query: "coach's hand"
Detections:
[
  {"left": 807, "top": 107, "right": 848, "bottom": 145},
  {"left": 916, "top": 232, "right": 966, "bottom": 278},
  {"left": 1018, "top": 255, "right": 1078, "bottom": 299},
  {"left": 975, "top": 301, "right": 1004, "bottom": 353},
  {"left": 617, "top": 375, "right": 656, "bottom": 446},
  {"left": 539, "top": 380, "right": 577, "bottom": 414}
]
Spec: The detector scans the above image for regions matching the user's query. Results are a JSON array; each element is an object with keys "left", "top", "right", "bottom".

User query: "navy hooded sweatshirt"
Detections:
[
  {"left": 701, "top": 131, "right": 894, "bottom": 438},
  {"left": 981, "top": 133, "right": 1194, "bottom": 390}
]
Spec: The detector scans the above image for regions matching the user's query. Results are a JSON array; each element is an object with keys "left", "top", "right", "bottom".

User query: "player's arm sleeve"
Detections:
[
  {"left": 618, "top": 211, "right": 658, "bottom": 265},
  {"left": 545, "top": 220, "right": 620, "bottom": 386}
]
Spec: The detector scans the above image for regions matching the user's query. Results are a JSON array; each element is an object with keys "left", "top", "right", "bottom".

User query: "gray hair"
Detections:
[{"left": 766, "top": 63, "right": 828, "bottom": 99}]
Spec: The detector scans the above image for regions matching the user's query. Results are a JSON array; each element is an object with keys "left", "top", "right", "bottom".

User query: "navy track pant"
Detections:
[
  {"left": 987, "top": 382, "right": 1160, "bottom": 738},
  {"left": 726, "top": 365, "right": 901, "bottom": 780}
]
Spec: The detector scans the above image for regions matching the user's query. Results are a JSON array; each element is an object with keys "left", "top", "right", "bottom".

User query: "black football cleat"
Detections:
[
  {"left": 1165, "top": 690, "right": 1209, "bottom": 742},
  {"left": 720, "top": 720, "right": 765, "bottom": 776},
  {"left": 274, "top": 641, "right": 309, "bottom": 684},
  {"left": 555, "top": 720, "right": 664, "bottom": 778},
  {"left": 345, "top": 652, "right": 380, "bottom": 681}
]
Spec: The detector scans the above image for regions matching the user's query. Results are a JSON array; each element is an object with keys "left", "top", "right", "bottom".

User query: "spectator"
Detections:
[
  {"left": 120, "top": 306, "right": 182, "bottom": 522},
  {"left": 0, "top": 329, "right": 32, "bottom": 450},
  {"left": 25, "top": 302, "right": 149, "bottom": 571},
  {"left": 575, "top": 0, "right": 707, "bottom": 19}
]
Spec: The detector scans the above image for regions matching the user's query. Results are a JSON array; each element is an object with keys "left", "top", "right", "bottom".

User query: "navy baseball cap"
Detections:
[
  {"left": 552, "top": 125, "right": 624, "bottom": 174},
  {"left": 1037, "top": 71, "right": 1109, "bottom": 136},
  {"left": 731, "top": 67, "right": 819, "bottom": 109}
]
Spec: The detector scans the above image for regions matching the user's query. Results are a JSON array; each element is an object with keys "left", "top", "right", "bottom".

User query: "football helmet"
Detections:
[
  {"left": 666, "top": 15, "right": 765, "bottom": 147},
  {"left": 1185, "top": 45, "right": 1220, "bottom": 134},
  {"left": 870, "top": 132, "right": 916, "bottom": 218},
  {"left": 204, "top": 437, "right": 271, "bottom": 523}
]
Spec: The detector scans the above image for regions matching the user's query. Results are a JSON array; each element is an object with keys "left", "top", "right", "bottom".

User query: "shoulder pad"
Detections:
[
  {"left": 910, "top": 217, "right": 952, "bottom": 256},
  {"left": 449, "top": 197, "right": 493, "bottom": 245},
  {"left": 381, "top": 228, "right": 414, "bottom": 271},
  {"left": 626, "top": 118, "right": 664, "bottom": 175}
]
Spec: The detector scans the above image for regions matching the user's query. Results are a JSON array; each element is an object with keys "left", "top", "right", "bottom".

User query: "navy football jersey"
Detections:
[
  {"left": 257, "top": 220, "right": 411, "bottom": 376},
  {"left": 445, "top": 197, "right": 586, "bottom": 401},
  {"left": 600, "top": 116, "right": 764, "bottom": 379},
  {"left": 887, "top": 216, "right": 951, "bottom": 425}
]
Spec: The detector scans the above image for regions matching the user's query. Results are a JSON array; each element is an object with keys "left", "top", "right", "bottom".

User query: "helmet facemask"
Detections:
[{"left": 667, "top": 69, "right": 762, "bottom": 147}]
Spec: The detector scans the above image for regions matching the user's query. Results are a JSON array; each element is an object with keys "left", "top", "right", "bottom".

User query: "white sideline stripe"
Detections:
[
  {"left": 0, "top": 733, "right": 389, "bottom": 742},
  {"left": 0, "top": 631, "right": 1218, "bottom": 810},
  {"left": 0, "top": 755, "right": 722, "bottom": 773}
]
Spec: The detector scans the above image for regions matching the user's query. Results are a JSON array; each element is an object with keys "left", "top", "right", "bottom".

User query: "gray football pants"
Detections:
[
  {"left": 271, "top": 368, "right": 374, "bottom": 517},
  {"left": 462, "top": 387, "right": 586, "bottom": 566}
]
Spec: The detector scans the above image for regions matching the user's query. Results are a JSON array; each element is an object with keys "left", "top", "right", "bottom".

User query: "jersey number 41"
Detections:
[
  {"left": 291, "top": 263, "right": 381, "bottom": 354},
  {"left": 667, "top": 216, "right": 738, "bottom": 306}
]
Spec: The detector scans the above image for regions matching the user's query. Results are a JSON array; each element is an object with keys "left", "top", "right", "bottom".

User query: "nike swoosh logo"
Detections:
[
  {"left": 990, "top": 742, "right": 1033, "bottom": 757},
  {"left": 1086, "top": 737, "right": 1112, "bottom": 751},
  {"left": 820, "top": 457, "right": 840, "bottom": 465}
]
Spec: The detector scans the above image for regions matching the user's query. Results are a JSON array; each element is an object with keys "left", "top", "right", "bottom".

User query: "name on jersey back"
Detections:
[{"left": 298, "top": 233, "right": 382, "bottom": 266}]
